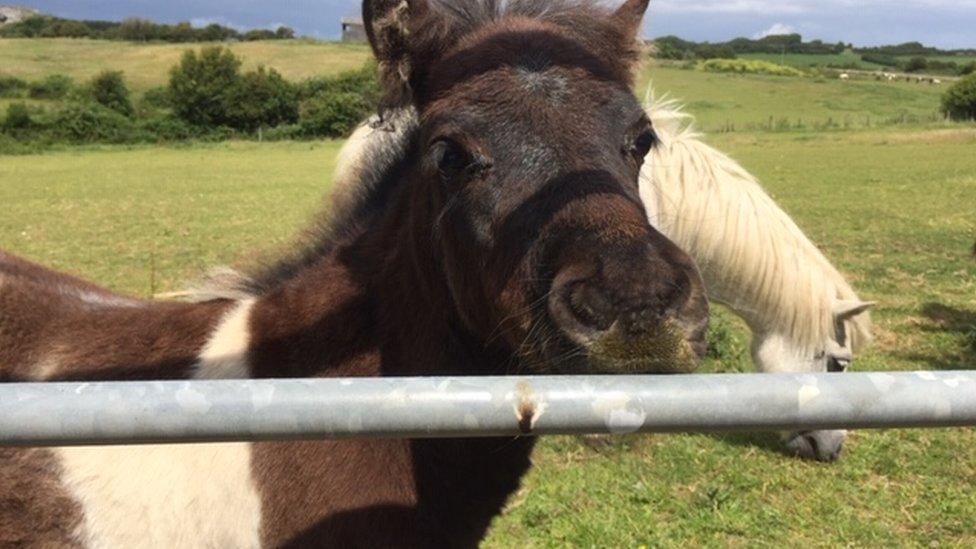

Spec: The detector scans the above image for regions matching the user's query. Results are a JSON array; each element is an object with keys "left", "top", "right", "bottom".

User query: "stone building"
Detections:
[
  {"left": 341, "top": 17, "right": 366, "bottom": 43},
  {"left": 0, "top": 5, "right": 39, "bottom": 26}
]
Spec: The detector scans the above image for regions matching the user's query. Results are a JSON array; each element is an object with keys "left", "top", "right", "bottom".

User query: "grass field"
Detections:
[
  {"left": 1, "top": 44, "right": 976, "bottom": 545},
  {"left": 739, "top": 51, "right": 885, "bottom": 70},
  {"left": 640, "top": 64, "right": 948, "bottom": 132},
  {"left": 0, "top": 38, "right": 371, "bottom": 91}
]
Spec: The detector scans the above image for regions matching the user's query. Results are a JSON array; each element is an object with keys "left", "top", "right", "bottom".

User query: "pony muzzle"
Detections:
[{"left": 547, "top": 254, "right": 708, "bottom": 374}]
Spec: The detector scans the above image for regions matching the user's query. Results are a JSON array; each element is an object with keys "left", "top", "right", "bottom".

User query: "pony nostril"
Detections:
[{"left": 567, "top": 283, "right": 616, "bottom": 332}]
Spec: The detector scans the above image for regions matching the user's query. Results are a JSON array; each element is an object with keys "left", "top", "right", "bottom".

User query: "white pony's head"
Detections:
[{"left": 751, "top": 299, "right": 875, "bottom": 375}]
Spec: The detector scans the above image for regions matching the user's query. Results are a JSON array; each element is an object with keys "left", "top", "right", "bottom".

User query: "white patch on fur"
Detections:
[
  {"left": 57, "top": 443, "right": 261, "bottom": 548},
  {"left": 193, "top": 299, "right": 255, "bottom": 380}
]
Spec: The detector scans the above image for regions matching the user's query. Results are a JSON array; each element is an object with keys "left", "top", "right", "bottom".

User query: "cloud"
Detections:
[{"left": 753, "top": 23, "right": 798, "bottom": 39}]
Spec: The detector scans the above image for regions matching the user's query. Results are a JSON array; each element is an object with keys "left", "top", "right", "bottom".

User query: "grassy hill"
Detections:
[{"left": 0, "top": 38, "right": 371, "bottom": 92}]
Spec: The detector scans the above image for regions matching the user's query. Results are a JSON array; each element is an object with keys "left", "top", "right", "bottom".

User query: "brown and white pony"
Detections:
[
  {"left": 0, "top": 1, "right": 709, "bottom": 546},
  {"left": 334, "top": 97, "right": 875, "bottom": 462}
]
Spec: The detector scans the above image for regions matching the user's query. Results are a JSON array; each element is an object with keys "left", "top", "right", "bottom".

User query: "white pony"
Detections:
[{"left": 331, "top": 101, "right": 873, "bottom": 462}]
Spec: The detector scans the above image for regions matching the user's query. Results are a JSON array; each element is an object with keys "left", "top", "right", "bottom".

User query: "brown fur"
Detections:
[
  {"left": 0, "top": 448, "right": 85, "bottom": 547},
  {"left": 0, "top": 258, "right": 232, "bottom": 382},
  {"left": 0, "top": 2, "right": 708, "bottom": 547}
]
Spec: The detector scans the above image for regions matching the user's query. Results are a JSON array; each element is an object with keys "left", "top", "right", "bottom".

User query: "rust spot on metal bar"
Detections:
[{"left": 515, "top": 381, "right": 535, "bottom": 434}]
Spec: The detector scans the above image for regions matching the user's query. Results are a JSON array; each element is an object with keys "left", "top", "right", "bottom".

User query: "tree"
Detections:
[
  {"left": 1, "top": 103, "right": 33, "bottom": 132},
  {"left": 90, "top": 71, "right": 134, "bottom": 116},
  {"left": 168, "top": 46, "right": 242, "bottom": 126},
  {"left": 119, "top": 18, "right": 157, "bottom": 41},
  {"left": 274, "top": 26, "right": 295, "bottom": 39},
  {"left": 225, "top": 67, "right": 298, "bottom": 131},
  {"left": 941, "top": 73, "right": 976, "bottom": 121},
  {"left": 904, "top": 57, "right": 929, "bottom": 73}
]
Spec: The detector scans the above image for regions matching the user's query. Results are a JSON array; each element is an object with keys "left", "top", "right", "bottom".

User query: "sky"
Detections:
[{"left": 17, "top": 1, "right": 976, "bottom": 49}]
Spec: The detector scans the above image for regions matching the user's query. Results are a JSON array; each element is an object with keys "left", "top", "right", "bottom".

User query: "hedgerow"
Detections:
[{"left": 697, "top": 59, "right": 806, "bottom": 77}]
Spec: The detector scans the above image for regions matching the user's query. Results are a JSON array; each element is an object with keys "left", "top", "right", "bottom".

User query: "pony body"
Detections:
[{"left": 1, "top": 0, "right": 711, "bottom": 546}]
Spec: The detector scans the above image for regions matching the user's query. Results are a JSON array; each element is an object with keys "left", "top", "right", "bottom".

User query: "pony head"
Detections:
[
  {"left": 361, "top": 0, "right": 709, "bottom": 374},
  {"left": 751, "top": 299, "right": 874, "bottom": 375},
  {"left": 752, "top": 298, "right": 874, "bottom": 461}
]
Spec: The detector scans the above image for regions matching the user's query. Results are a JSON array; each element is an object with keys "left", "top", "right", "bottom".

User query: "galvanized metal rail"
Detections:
[{"left": 1, "top": 371, "right": 974, "bottom": 446}]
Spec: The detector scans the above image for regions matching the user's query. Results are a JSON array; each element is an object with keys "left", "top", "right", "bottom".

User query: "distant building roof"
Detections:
[{"left": 341, "top": 17, "right": 364, "bottom": 26}]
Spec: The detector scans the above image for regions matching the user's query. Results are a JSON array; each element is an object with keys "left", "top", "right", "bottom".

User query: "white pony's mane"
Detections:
[{"left": 642, "top": 95, "right": 871, "bottom": 353}]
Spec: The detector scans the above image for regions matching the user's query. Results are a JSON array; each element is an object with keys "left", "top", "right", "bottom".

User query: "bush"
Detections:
[
  {"left": 168, "top": 46, "right": 242, "bottom": 127},
  {"left": 694, "top": 44, "right": 736, "bottom": 60},
  {"left": 89, "top": 71, "right": 134, "bottom": 116},
  {"left": 297, "top": 92, "right": 371, "bottom": 138},
  {"left": 698, "top": 58, "right": 805, "bottom": 77},
  {"left": 225, "top": 67, "right": 299, "bottom": 132},
  {"left": 904, "top": 56, "right": 928, "bottom": 73},
  {"left": 298, "top": 64, "right": 380, "bottom": 102},
  {"left": 28, "top": 74, "right": 75, "bottom": 99},
  {"left": 136, "top": 115, "right": 203, "bottom": 141},
  {"left": 50, "top": 102, "right": 135, "bottom": 142},
  {"left": 959, "top": 62, "right": 976, "bottom": 76},
  {"left": 861, "top": 53, "right": 899, "bottom": 67},
  {"left": 1, "top": 103, "right": 33, "bottom": 132},
  {"left": 0, "top": 75, "right": 29, "bottom": 98},
  {"left": 141, "top": 86, "right": 171, "bottom": 109},
  {"left": 941, "top": 73, "right": 976, "bottom": 121}
]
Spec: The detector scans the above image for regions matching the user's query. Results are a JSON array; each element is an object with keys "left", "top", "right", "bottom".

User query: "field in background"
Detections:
[
  {"left": 639, "top": 64, "right": 947, "bottom": 132},
  {"left": 0, "top": 38, "right": 371, "bottom": 91},
  {"left": 739, "top": 51, "right": 885, "bottom": 70},
  {"left": 1, "top": 41, "right": 975, "bottom": 546}
]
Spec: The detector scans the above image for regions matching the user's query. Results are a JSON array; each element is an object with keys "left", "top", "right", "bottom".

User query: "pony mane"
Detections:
[{"left": 642, "top": 96, "right": 872, "bottom": 353}]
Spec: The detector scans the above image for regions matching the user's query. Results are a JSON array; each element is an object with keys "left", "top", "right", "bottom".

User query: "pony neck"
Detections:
[{"left": 247, "top": 159, "right": 512, "bottom": 380}]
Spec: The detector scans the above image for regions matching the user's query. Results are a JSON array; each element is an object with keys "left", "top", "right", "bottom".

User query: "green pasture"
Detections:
[
  {"left": 897, "top": 55, "right": 976, "bottom": 66},
  {"left": 0, "top": 38, "right": 371, "bottom": 92},
  {"left": 1, "top": 126, "right": 974, "bottom": 545},
  {"left": 1, "top": 43, "right": 975, "bottom": 545},
  {"left": 640, "top": 64, "right": 948, "bottom": 132},
  {"left": 739, "top": 51, "right": 884, "bottom": 70}
]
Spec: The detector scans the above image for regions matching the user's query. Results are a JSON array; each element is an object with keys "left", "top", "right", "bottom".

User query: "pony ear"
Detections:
[
  {"left": 834, "top": 300, "right": 875, "bottom": 321},
  {"left": 612, "top": 0, "right": 651, "bottom": 40},
  {"left": 362, "top": 0, "right": 431, "bottom": 106}
]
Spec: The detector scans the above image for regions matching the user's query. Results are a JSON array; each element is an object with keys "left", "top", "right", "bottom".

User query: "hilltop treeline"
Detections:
[
  {"left": 0, "top": 15, "right": 295, "bottom": 42},
  {"left": 654, "top": 34, "right": 976, "bottom": 62},
  {"left": 654, "top": 34, "right": 850, "bottom": 60}
]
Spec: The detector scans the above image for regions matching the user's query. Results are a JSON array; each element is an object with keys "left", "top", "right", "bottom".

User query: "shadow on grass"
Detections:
[
  {"left": 706, "top": 432, "right": 805, "bottom": 460},
  {"left": 893, "top": 303, "right": 976, "bottom": 370}
]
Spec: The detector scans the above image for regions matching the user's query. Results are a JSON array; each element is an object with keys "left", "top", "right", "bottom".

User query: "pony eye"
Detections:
[
  {"left": 626, "top": 129, "right": 657, "bottom": 163},
  {"left": 430, "top": 139, "right": 471, "bottom": 178},
  {"left": 827, "top": 357, "right": 850, "bottom": 373}
]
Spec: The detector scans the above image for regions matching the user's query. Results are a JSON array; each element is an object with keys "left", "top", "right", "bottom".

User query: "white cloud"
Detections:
[{"left": 753, "top": 22, "right": 798, "bottom": 39}]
